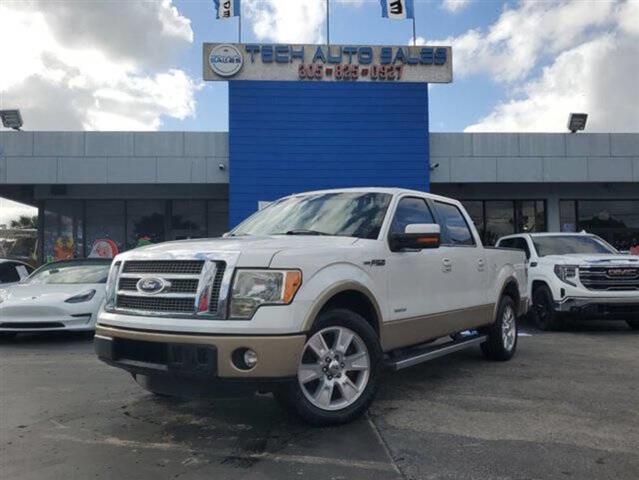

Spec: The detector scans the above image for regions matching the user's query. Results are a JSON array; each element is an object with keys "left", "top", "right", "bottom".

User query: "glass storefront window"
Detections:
[
  {"left": 461, "top": 201, "right": 484, "bottom": 241},
  {"left": 43, "top": 200, "right": 83, "bottom": 262},
  {"left": 559, "top": 200, "right": 577, "bottom": 232},
  {"left": 208, "top": 200, "right": 229, "bottom": 237},
  {"left": 516, "top": 200, "right": 546, "bottom": 233},
  {"left": 172, "top": 201, "right": 206, "bottom": 240},
  {"left": 86, "top": 201, "right": 125, "bottom": 258},
  {"left": 126, "top": 201, "right": 166, "bottom": 250},
  {"left": 484, "top": 201, "right": 515, "bottom": 246},
  {"left": 561, "top": 200, "right": 639, "bottom": 252}
]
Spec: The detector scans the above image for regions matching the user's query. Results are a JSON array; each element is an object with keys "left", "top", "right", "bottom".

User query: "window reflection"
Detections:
[
  {"left": 43, "top": 200, "right": 83, "bottom": 262},
  {"left": 127, "top": 201, "right": 166, "bottom": 249},
  {"left": 560, "top": 200, "right": 639, "bottom": 251}
]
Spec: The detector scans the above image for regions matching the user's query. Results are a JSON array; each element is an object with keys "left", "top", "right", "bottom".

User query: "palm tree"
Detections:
[{"left": 9, "top": 215, "right": 38, "bottom": 229}]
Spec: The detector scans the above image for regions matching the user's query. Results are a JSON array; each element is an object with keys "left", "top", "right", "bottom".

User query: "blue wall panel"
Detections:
[{"left": 229, "top": 81, "right": 429, "bottom": 226}]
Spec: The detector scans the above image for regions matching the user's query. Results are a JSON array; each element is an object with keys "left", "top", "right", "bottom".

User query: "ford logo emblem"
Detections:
[{"left": 136, "top": 277, "right": 168, "bottom": 295}]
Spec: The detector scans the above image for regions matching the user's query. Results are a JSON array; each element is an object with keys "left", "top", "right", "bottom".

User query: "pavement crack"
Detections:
[{"left": 366, "top": 412, "right": 405, "bottom": 479}]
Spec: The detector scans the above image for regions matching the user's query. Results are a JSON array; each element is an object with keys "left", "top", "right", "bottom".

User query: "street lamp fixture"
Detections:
[
  {"left": 0, "top": 109, "right": 23, "bottom": 131},
  {"left": 567, "top": 113, "right": 587, "bottom": 133}
]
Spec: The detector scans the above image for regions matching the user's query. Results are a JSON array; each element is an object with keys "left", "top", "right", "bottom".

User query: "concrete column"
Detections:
[{"left": 546, "top": 193, "right": 561, "bottom": 232}]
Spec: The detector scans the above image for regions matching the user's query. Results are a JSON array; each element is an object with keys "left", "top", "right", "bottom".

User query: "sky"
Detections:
[{"left": 1, "top": 0, "right": 639, "bottom": 222}]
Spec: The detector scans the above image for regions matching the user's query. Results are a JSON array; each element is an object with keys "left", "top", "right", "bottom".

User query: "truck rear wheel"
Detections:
[
  {"left": 531, "top": 285, "right": 561, "bottom": 331},
  {"left": 274, "top": 308, "right": 382, "bottom": 426},
  {"left": 481, "top": 295, "right": 518, "bottom": 361}
]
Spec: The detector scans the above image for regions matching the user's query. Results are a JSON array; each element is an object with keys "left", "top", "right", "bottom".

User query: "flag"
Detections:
[
  {"left": 214, "top": 0, "right": 240, "bottom": 19},
  {"left": 379, "top": 0, "right": 414, "bottom": 20}
]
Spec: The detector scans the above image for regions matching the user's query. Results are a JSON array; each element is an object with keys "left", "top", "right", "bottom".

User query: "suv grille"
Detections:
[
  {"left": 579, "top": 266, "right": 639, "bottom": 291},
  {"left": 116, "top": 260, "right": 226, "bottom": 316}
]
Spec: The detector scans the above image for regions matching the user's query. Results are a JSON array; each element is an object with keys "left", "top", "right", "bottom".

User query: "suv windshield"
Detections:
[
  {"left": 532, "top": 235, "right": 617, "bottom": 257},
  {"left": 26, "top": 261, "right": 111, "bottom": 285},
  {"left": 231, "top": 192, "right": 392, "bottom": 240}
]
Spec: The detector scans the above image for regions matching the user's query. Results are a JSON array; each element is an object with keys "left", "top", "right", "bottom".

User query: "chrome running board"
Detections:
[{"left": 385, "top": 334, "right": 488, "bottom": 371}]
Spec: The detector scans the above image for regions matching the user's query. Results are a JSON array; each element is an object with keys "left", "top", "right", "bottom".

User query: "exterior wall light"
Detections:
[
  {"left": 0, "top": 109, "right": 23, "bottom": 131},
  {"left": 567, "top": 113, "right": 588, "bottom": 133}
]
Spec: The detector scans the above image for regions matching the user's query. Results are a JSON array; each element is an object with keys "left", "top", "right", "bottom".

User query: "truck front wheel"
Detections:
[
  {"left": 531, "top": 285, "right": 561, "bottom": 331},
  {"left": 275, "top": 308, "right": 382, "bottom": 426},
  {"left": 481, "top": 295, "right": 518, "bottom": 361}
]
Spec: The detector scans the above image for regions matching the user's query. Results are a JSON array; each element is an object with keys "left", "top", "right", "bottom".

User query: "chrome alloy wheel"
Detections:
[
  {"left": 501, "top": 304, "right": 517, "bottom": 351},
  {"left": 298, "top": 326, "right": 370, "bottom": 411}
]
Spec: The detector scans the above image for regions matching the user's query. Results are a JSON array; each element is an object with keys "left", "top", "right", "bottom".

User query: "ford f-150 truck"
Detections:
[
  {"left": 95, "top": 188, "right": 528, "bottom": 425},
  {"left": 497, "top": 232, "right": 639, "bottom": 331}
]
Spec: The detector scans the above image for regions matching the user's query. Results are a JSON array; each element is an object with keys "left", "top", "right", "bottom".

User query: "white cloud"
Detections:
[
  {"left": 0, "top": 1, "right": 198, "bottom": 131},
  {"left": 442, "top": 0, "right": 472, "bottom": 13},
  {"left": 420, "top": 0, "right": 639, "bottom": 132},
  {"left": 244, "top": 0, "right": 327, "bottom": 44}
]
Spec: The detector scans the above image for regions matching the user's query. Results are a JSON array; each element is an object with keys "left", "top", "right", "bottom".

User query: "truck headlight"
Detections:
[
  {"left": 104, "top": 261, "right": 121, "bottom": 311},
  {"left": 554, "top": 264, "right": 578, "bottom": 286},
  {"left": 229, "top": 269, "right": 302, "bottom": 319}
]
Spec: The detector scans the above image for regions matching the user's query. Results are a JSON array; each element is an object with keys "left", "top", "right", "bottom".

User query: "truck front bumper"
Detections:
[
  {"left": 555, "top": 296, "right": 639, "bottom": 318},
  {"left": 94, "top": 325, "right": 306, "bottom": 380}
]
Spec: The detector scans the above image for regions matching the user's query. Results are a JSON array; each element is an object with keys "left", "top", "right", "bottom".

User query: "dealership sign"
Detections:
[{"left": 203, "top": 43, "right": 452, "bottom": 83}]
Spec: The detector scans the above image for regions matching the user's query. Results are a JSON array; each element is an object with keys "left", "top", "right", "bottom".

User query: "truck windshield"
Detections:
[
  {"left": 231, "top": 192, "right": 392, "bottom": 240},
  {"left": 532, "top": 236, "right": 617, "bottom": 257}
]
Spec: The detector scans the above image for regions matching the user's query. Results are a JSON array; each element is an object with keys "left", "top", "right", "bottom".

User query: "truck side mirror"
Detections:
[{"left": 390, "top": 224, "right": 441, "bottom": 252}]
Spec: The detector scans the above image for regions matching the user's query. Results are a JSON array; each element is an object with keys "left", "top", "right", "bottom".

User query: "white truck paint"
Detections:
[{"left": 96, "top": 188, "right": 527, "bottom": 425}]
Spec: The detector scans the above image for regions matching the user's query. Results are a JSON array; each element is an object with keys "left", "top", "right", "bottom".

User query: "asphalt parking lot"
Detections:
[{"left": 1, "top": 321, "right": 638, "bottom": 480}]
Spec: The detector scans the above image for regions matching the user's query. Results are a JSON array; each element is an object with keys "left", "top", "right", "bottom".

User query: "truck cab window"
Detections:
[
  {"left": 390, "top": 197, "right": 435, "bottom": 235},
  {"left": 434, "top": 202, "right": 475, "bottom": 246}
]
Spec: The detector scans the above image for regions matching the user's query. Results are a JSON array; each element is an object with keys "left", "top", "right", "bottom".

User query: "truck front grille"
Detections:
[
  {"left": 116, "top": 295, "right": 196, "bottom": 313},
  {"left": 579, "top": 266, "right": 639, "bottom": 291},
  {"left": 116, "top": 260, "right": 227, "bottom": 316},
  {"left": 122, "top": 260, "right": 204, "bottom": 275}
]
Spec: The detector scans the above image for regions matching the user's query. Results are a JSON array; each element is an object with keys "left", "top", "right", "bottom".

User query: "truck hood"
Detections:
[
  {"left": 117, "top": 236, "right": 360, "bottom": 267},
  {"left": 542, "top": 253, "right": 639, "bottom": 265}
]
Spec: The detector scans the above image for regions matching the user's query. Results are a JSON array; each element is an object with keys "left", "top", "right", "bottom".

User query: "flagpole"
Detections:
[
  {"left": 238, "top": 4, "right": 242, "bottom": 43},
  {"left": 412, "top": 17, "right": 416, "bottom": 46},
  {"left": 326, "top": 0, "right": 330, "bottom": 45}
]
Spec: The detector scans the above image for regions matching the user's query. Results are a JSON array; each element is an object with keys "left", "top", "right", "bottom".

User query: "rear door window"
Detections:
[{"left": 434, "top": 202, "right": 475, "bottom": 246}]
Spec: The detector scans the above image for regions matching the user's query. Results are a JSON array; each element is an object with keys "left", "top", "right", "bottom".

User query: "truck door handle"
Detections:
[
  {"left": 477, "top": 259, "right": 485, "bottom": 271},
  {"left": 442, "top": 258, "right": 452, "bottom": 273}
]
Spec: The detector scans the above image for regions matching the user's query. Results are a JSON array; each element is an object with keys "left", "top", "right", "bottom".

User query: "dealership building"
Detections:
[{"left": 1, "top": 43, "right": 638, "bottom": 263}]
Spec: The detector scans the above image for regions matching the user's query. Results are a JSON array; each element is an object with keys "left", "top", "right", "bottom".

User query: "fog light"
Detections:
[
  {"left": 243, "top": 349, "right": 258, "bottom": 369},
  {"left": 231, "top": 347, "right": 259, "bottom": 370}
]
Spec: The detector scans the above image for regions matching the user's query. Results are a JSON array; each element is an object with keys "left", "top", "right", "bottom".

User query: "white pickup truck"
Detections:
[
  {"left": 497, "top": 232, "right": 639, "bottom": 331},
  {"left": 95, "top": 188, "right": 527, "bottom": 425}
]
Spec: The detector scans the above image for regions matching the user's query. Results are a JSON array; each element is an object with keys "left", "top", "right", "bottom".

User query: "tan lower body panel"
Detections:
[
  {"left": 95, "top": 325, "right": 306, "bottom": 378},
  {"left": 381, "top": 304, "right": 495, "bottom": 351}
]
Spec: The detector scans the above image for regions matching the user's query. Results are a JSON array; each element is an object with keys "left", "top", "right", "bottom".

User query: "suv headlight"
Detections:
[
  {"left": 554, "top": 264, "right": 578, "bottom": 286},
  {"left": 229, "top": 269, "right": 302, "bottom": 319}
]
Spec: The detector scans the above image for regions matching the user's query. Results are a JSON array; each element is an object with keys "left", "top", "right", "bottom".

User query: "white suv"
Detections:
[{"left": 497, "top": 232, "right": 639, "bottom": 331}]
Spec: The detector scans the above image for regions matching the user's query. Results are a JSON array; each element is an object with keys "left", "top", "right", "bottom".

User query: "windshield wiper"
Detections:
[{"left": 283, "top": 229, "right": 330, "bottom": 236}]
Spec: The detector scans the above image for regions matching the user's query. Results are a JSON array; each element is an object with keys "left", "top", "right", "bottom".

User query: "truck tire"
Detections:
[
  {"left": 531, "top": 285, "right": 561, "bottom": 331},
  {"left": 627, "top": 320, "right": 639, "bottom": 330},
  {"left": 481, "top": 295, "right": 518, "bottom": 361},
  {"left": 274, "top": 308, "right": 382, "bottom": 426}
]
